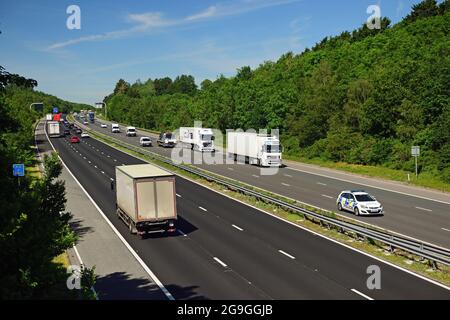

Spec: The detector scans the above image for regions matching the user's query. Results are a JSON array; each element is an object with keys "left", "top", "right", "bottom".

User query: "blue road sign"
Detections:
[
  {"left": 53, "top": 107, "right": 59, "bottom": 114},
  {"left": 13, "top": 164, "right": 25, "bottom": 177}
]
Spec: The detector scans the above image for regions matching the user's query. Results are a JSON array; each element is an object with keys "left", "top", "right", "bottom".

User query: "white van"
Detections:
[
  {"left": 111, "top": 123, "right": 120, "bottom": 133},
  {"left": 126, "top": 126, "right": 137, "bottom": 137}
]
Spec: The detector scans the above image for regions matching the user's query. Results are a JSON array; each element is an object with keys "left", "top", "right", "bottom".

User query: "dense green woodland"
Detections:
[
  {"left": 0, "top": 67, "right": 94, "bottom": 298},
  {"left": 104, "top": 0, "right": 450, "bottom": 182}
]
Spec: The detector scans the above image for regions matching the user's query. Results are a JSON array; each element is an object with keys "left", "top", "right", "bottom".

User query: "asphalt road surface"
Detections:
[
  {"left": 80, "top": 118, "right": 450, "bottom": 249},
  {"left": 44, "top": 120, "right": 450, "bottom": 299}
]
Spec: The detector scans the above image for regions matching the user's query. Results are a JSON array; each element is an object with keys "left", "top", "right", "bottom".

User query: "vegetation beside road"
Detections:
[
  {"left": 0, "top": 67, "right": 95, "bottom": 299},
  {"left": 102, "top": 0, "right": 450, "bottom": 190}
]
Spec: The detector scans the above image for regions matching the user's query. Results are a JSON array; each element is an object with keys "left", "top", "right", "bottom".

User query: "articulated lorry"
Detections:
[
  {"left": 227, "top": 132, "right": 282, "bottom": 167},
  {"left": 115, "top": 164, "right": 177, "bottom": 237},
  {"left": 179, "top": 127, "right": 215, "bottom": 152},
  {"left": 47, "top": 120, "right": 61, "bottom": 138}
]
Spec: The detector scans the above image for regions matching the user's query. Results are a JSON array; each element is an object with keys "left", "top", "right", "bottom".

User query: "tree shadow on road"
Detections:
[
  {"left": 95, "top": 271, "right": 206, "bottom": 300},
  {"left": 69, "top": 218, "right": 93, "bottom": 238}
]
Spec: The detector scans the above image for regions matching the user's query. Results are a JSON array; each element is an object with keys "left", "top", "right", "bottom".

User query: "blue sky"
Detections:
[{"left": 0, "top": 0, "right": 423, "bottom": 104}]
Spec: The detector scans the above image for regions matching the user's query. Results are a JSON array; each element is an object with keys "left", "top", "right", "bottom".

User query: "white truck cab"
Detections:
[{"left": 179, "top": 127, "right": 215, "bottom": 152}]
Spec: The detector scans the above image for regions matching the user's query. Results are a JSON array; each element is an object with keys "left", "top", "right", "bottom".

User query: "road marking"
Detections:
[
  {"left": 107, "top": 155, "right": 110, "bottom": 158},
  {"left": 213, "top": 257, "right": 228, "bottom": 268},
  {"left": 321, "top": 194, "right": 334, "bottom": 199},
  {"left": 351, "top": 289, "right": 374, "bottom": 300},
  {"left": 101, "top": 171, "right": 105, "bottom": 174},
  {"left": 110, "top": 178, "right": 114, "bottom": 181},
  {"left": 281, "top": 183, "right": 290, "bottom": 187},
  {"left": 199, "top": 206, "right": 207, "bottom": 212},
  {"left": 94, "top": 165, "right": 97, "bottom": 168},
  {"left": 114, "top": 159, "right": 117, "bottom": 162},
  {"left": 176, "top": 194, "right": 182, "bottom": 198},
  {"left": 83, "top": 157, "right": 86, "bottom": 160},
  {"left": 88, "top": 161, "right": 91, "bottom": 164},
  {"left": 252, "top": 174, "right": 260, "bottom": 178},
  {"left": 278, "top": 250, "right": 295, "bottom": 259},
  {"left": 43, "top": 123, "right": 174, "bottom": 301},
  {"left": 228, "top": 167, "right": 234, "bottom": 171},
  {"left": 232, "top": 224, "right": 244, "bottom": 231},
  {"left": 178, "top": 230, "right": 187, "bottom": 237},
  {"left": 415, "top": 206, "right": 432, "bottom": 212},
  {"left": 317, "top": 182, "right": 327, "bottom": 186},
  {"left": 284, "top": 174, "right": 292, "bottom": 178},
  {"left": 286, "top": 166, "right": 450, "bottom": 205},
  {"left": 101, "top": 152, "right": 104, "bottom": 154},
  {"left": 441, "top": 228, "right": 450, "bottom": 232}
]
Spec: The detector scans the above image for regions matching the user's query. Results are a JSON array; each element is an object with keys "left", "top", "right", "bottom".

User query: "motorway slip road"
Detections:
[
  {"left": 86, "top": 119, "right": 450, "bottom": 248},
  {"left": 44, "top": 120, "right": 450, "bottom": 299}
]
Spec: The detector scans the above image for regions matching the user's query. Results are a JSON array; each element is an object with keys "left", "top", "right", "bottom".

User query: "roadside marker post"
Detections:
[{"left": 411, "top": 146, "right": 420, "bottom": 178}]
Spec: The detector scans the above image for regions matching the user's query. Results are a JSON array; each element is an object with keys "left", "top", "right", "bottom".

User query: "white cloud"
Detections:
[{"left": 46, "top": 0, "right": 301, "bottom": 50}]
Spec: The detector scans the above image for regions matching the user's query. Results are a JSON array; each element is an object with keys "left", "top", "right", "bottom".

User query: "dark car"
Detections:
[
  {"left": 76, "top": 128, "right": 82, "bottom": 134},
  {"left": 64, "top": 129, "right": 70, "bottom": 136}
]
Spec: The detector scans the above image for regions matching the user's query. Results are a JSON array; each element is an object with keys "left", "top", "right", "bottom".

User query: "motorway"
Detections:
[
  {"left": 41, "top": 120, "right": 450, "bottom": 299},
  {"left": 81, "top": 118, "right": 450, "bottom": 248}
]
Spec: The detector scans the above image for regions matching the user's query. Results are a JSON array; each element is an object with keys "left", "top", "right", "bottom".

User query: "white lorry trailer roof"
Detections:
[{"left": 117, "top": 164, "right": 173, "bottom": 179}]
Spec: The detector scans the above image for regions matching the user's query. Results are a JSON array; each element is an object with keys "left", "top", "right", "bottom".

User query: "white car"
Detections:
[
  {"left": 80, "top": 132, "right": 90, "bottom": 138},
  {"left": 101, "top": 123, "right": 107, "bottom": 128},
  {"left": 83, "top": 121, "right": 88, "bottom": 125},
  {"left": 336, "top": 190, "right": 383, "bottom": 216},
  {"left": 140, "top": 137, "right": 152, "bottom": 147}
]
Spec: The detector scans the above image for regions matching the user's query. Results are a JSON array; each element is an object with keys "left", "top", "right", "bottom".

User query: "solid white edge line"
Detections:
[
  {"left": 286, "top": 166, "right": 450, "bottom": 205},
  {"left": 37, "top": 122, "right": 99, "bottom": 300},
  {"left": 213, "top": 257, "right": 228, "bottom": 268},
  {"left": 79, "top": 119, "right": 450, "bottom": 291},
  {"left": 278, "top": 250, "right": 295, "bottom": 260},
  {"left": 351, "top": 289, "right": 374, "bottom": 300},
  {"left": 42, "top": 122, "right": 174, "bottom": 300},
  {"left": 281, "top": 183, "right": 290, "bottom": 187},
  {"left": 232, "top": 224, "right": 244, "bottom": 231},
  {"left": 178, "top": 230, "right": 187, "bottom": 237},
  {"left": 199, "top": 206, "right": 207, "bottom": 212},
  {"left": 441, "top": 228, "right": 450, "bottom": 232},
  {"left": 176, "top": 194, "right": 182, "bottom": 198}
]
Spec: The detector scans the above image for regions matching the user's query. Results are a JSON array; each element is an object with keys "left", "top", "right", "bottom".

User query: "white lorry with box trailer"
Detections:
[
  {"left": 179, "top": 127, "right": 215, "bottom": 152},
  {"left": 115, "top": 164, "right": 177, "bottom": 236},
  {"left": 227, "top": 132, "right": 282, "bottom": 167},
  {"left": 47, "top": 120, "right": 61, "bottom": 138},
  {"left": 46, "top": 114, "right": 53, "bottom": 121}
]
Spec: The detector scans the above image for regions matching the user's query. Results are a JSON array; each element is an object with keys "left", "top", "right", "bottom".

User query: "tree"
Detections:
[
  {"left": 154, "top": 77, "right": 173, "bottom": 95},
  {"left": 404, "top": 0, "right": 440, "bottom": 23},
  {"left": 171, "top": 75, "right": 197, "bottom": 95},
  {"left": 113, "top": 79, "right": 129, "bottom": 95}
]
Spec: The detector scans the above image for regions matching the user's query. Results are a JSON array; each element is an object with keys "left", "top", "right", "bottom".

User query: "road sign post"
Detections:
[
  {"left": 411, "top": 146, "right": 420, "bottom": 178},
  {"left": 13, "top": 163, "right": 25, "bottom": 187}
]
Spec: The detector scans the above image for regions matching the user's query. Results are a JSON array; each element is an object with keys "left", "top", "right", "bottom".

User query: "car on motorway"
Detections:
[
  {"left": 336, "top": 190, "right": 384, "bottom": 216},
  {"left": 75, "top": 128, "right": 82, "bottom": 134},
  {"left": 81, "top": 132, "right": 90, "bottom": 138},
  {"left": 63, "top": 129, "right": 70, "bottom": 136},
  {"left": 157, "top": 132, "right": 177, "bottom": 147},
  {"left": 83, "top": 121, "right": 89, "bottom": 125},
  {"left": 139, "top": 136, "right": 152, "bottom": 147},
  {"left": 101, "top": 123, "right": 107, "bottom": 128},
  {"left": 70, "top": 136, "right": 80, "bottom": 143}
]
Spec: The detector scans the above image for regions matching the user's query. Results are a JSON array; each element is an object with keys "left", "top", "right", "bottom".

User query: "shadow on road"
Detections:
[
  {"left": 69, "top": 218, "right": 93, "bottom": 238},
  {"left": 95, "top": 271, "right": 206, "bottom": 300}
]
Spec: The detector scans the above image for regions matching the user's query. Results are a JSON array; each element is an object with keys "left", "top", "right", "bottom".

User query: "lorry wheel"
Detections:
[
  {"left": 337, "top": 203, "right": 342, "bottom": 211},
  {"left": 129, "top": 222, "right": 136, "bottom": 234}
]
